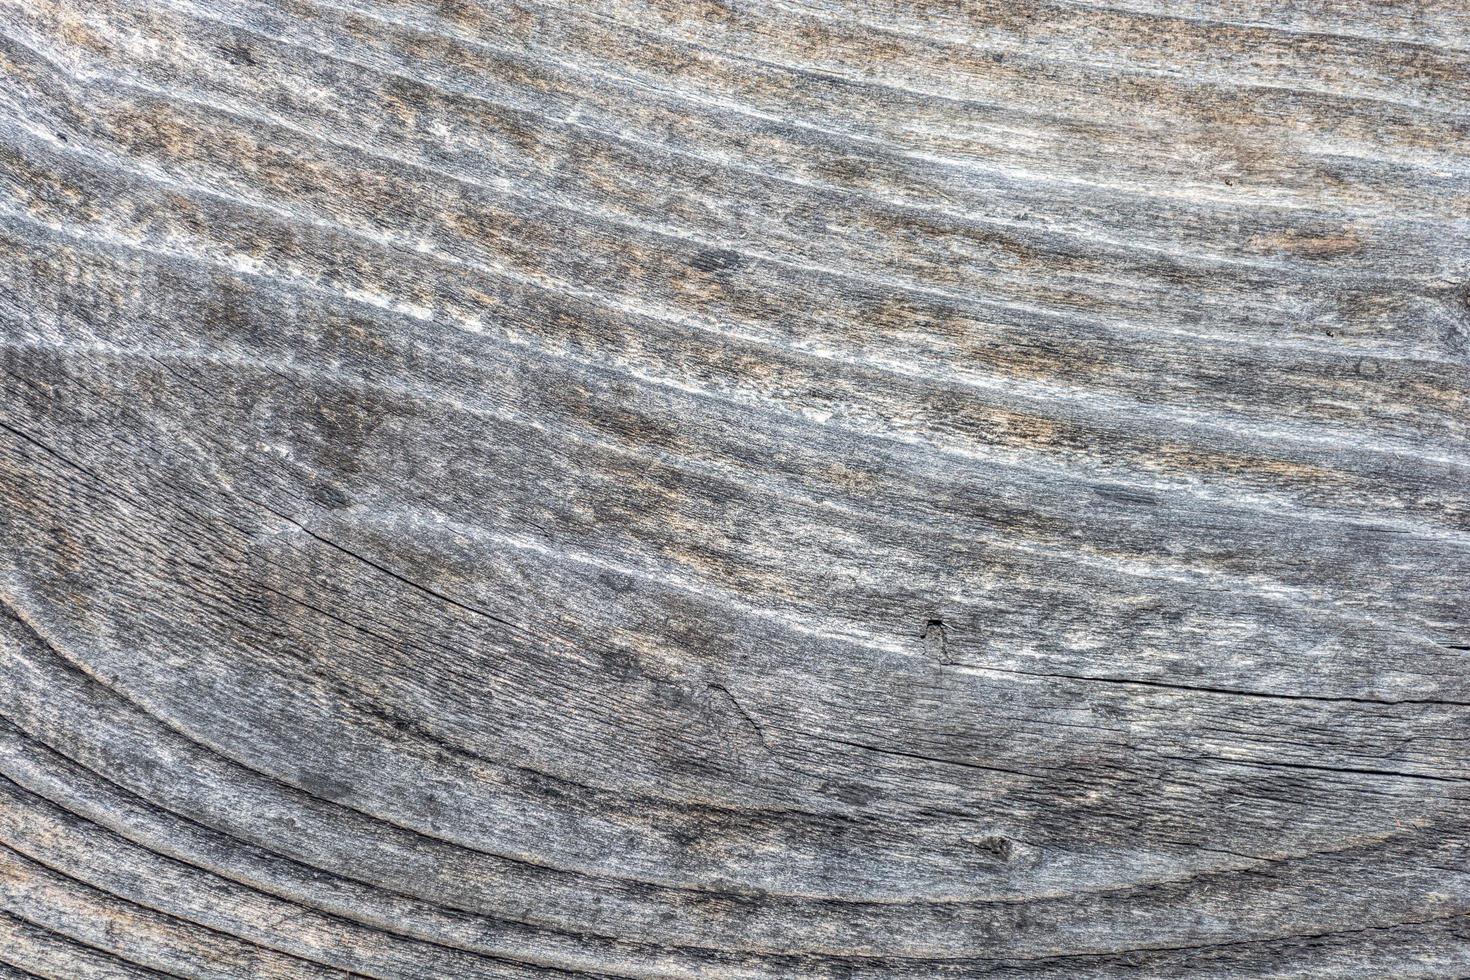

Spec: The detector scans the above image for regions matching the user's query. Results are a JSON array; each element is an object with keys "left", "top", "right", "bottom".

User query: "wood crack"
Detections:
[{"left": 4, "top": 0, "right": 1467, "bottom": 970}]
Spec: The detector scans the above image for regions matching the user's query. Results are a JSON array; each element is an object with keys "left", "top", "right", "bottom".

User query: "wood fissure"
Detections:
[{"left": 1, "top": 0, "right": 1468, "bottom": 975}]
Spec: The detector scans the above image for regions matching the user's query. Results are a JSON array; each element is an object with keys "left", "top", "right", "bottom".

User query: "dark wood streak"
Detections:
[{"left": 1, "top": 0, "right": 1467, "bottom": 975}]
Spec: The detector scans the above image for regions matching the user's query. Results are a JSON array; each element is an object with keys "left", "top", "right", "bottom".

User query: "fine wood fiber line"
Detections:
[{"left": 0, "top": 0, "right": 1466, "bottom": 975}]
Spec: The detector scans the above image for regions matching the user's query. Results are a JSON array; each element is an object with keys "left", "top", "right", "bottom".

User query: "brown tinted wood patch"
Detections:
[{"left": 1, "top": 0, "right": 1468, "bottom": 975}]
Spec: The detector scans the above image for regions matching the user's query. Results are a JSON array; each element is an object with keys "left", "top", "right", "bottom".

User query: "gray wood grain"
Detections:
[{"left": 0, "top": 0, "right": 1467, "bottom": 975}]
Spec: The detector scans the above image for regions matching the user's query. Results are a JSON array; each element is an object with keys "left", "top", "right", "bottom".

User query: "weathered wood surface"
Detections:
[{"left": 0, "top": 0, "right": 1468, "bottom": 974}]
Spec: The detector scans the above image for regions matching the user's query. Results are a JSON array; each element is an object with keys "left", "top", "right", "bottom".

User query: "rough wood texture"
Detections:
[{"left": 1, "top": 0, "right": 1468, "bottom": 975}]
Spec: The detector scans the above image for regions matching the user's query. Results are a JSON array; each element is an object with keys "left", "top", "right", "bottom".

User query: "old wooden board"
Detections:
[{"left": 0, "top": 0, "right": 1467, "bottom": 975}]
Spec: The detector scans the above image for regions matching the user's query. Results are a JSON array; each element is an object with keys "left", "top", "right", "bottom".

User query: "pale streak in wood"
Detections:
[{"left": 0, "top": 0, "right": 1466, "bottom": 975}]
